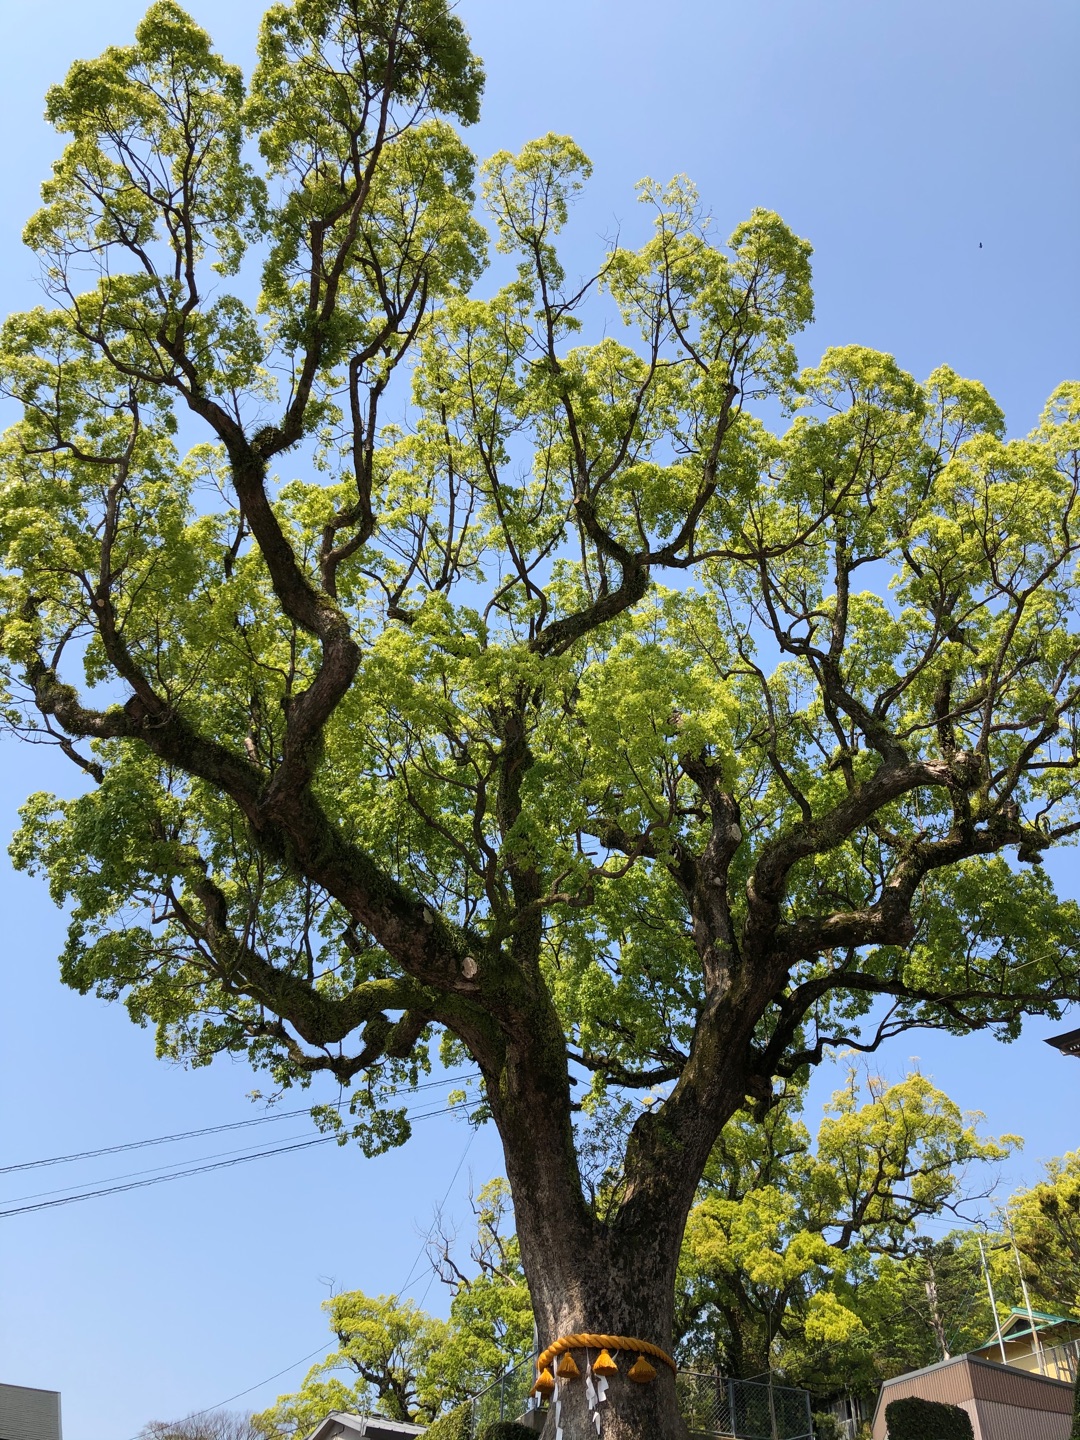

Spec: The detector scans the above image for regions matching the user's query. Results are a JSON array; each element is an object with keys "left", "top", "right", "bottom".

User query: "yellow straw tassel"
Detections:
[
  {"left": 531, "top": 1367, "right": 556, "bottom": 1397},
  {"left": 627, "top": 1355, "right": 657, "bottom": 1384},
  {"left": 556, "top": 1353, "right": 581, "bottom": 1379},
  {"left": 592, "top": 1350, "right": 619, "bottom": 1377}
]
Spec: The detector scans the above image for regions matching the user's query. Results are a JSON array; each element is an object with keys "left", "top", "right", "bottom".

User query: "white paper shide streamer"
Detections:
[{"left": 585, "top": 1352, "right": 610, "bottom": 1435}]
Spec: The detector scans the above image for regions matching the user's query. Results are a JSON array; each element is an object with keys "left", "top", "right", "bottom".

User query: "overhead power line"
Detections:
[
  {"left": 120, "top": 1115, "right": 485, "bottom": 1439},
  {"left": 9, "top": 1129, "right": 324, "bottom": 1205},
  {"left": 147, "top": 1342, "right": 335, "bottom": 1434},
  {"left": 396, "top": 1119, "right": 479, "bottom": 1303},
  {"left": 1, "top": 1133, "right": 340, "bottom": 1219},
  {"left": 0, "top": 1098, "right": 480, "bottom": 1219},
  {"left": 0, "top": 1071, "right": 480, "bottom": 1175}
]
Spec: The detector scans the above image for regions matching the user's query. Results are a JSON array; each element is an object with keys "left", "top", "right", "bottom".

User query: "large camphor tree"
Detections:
[
  {"left": 245, "top": 1071, "right": 1014, "bottom": 1434},
  {"left": 2, "top": 2, "right": 1079, "bottom": 1436}
]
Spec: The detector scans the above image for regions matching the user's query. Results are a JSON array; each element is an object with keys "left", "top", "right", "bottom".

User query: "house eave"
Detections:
[
  {"left": 303, "top": 1413, "right": 427, "bottom": 1440},
  {"left": 1045, "top": 1026, "right": 1080, "bottom": 1057}
]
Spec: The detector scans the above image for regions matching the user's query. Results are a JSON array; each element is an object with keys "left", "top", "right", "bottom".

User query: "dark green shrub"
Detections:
[
  {"left": 885, "top": 1395, "right": 974, "bottom": 1440},
  {"left": 424, "top": 1406, "right": 471, "bottom": 1440},
  {"left": 478, "top": 1424, "right": 538, "bottom": 1440}
]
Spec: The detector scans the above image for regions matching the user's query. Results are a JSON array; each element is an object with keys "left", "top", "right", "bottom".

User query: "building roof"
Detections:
[
  {"left": 872, "top": 1352, "right": 1075, "bottom": 1439},
  {"left": 303, "top": 1413, "right": 426, "bottom": 1440},
  {"left": 973, "top": 1306, "right": 1080, "bottom": 1352},
  {"left": 1045, "top": 1026, "right": 1080, "bottom": 1057}
]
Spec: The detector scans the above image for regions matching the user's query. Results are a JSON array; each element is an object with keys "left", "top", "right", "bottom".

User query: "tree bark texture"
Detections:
[
  {"left": 528, "top": 1252, "right": 691, "bottom": 1440},
  {"left": 490, "top": 1049, "right": 709, "bottom": 1440},
  {"left": 538, "top": 1363, "right": 688, "bottom": 1440}
]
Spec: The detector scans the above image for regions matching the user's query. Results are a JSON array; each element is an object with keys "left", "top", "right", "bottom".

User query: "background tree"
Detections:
[
  {"left": 676, "top": 1069, "right": 1014, "bottom": 1383},
  {"left": 840, "top": 1234, "right": 1014, "bottom": 1387},
  {"left": 1008, "top": 1151, "right": 1080, "bottom": 1314},
  {"left": 3, "top": 1, "right": 1080, "bottom": 1436},
  {"left": 844, "top": 1160, "right": 1080, "bottom": 1395},
  {"left": 251, "top": 1290, "right": 457, "bottom": 1431},
  {"left": 428, "top": 1178, "right": 535, "bottom": 1392},
  {"left": 255, "top": 1181, "right": 531, "bottom": 1435},
  {"left": 139, "top": 1412, "right": 258, "bottom": 1440}
]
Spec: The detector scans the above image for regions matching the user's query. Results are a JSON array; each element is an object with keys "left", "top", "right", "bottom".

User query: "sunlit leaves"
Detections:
[
  {"left": 33, "top": 2, "right": 258, "bottom": 277},
  {"left": 1, "top": 1, "right": 1079, "bottom": 1219},
  {"left": 677, "top": 1070, "right": 1014, "bottom": 1376},
  {"left": 1008, "top": 1151, "right": 1080, "bottom": 1314}
]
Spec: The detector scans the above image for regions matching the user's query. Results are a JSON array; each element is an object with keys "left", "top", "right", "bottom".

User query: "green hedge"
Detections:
[
  {"left": 478, "top": 1424, "right": 537, "bottom": 1440},
  {"left": 885, "top": 1396, "right": 974, "bottom": 1440},
  {"left": 424, "top": 1406, "right": 471, "bottom": 1440}
]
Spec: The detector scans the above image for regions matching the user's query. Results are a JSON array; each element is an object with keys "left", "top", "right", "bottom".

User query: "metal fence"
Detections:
[
  {"left": 466, "top": 1357, "right": 537, "bottom": 1434},
  {"left": 816, "top": 1391, "right": 872, "bottom": 1440},
  {"left": 463, "top": 1362, "right": 813, "bottom": 1439},
  {"left": 677, "top": 1372, "right": 814, "bottom": 1440},
  {"left": 1036, "top": 1337, "right": 1080, "bottom": 1384}
]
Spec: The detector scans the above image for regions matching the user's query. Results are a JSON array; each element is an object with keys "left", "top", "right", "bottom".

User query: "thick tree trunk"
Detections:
[
  {"left": 532, "top": 1258, "right": 689, "bottom": 1439},
  {"left": 537, "top": 1359, "right": 687, "bottom": 1440},
  {"left": 515, "top": 1208, "right": 691, "bottom": 1440},
  {"left": 474, "top": 984, "right": 756, "bottom": 1438},
  {"left": 473, "top": 903, "right": 755, "bottom": 1437}
]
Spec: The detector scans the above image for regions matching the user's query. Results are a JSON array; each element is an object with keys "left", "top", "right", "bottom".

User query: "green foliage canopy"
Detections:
[
  {"left": 1009, "top": 1150, "right": 1080, "bottom": 1314},
  {"left": 422, "top": 1409, "right": 470, "bottom": 1440},
  {"left": 251, "top": 1290, "right": 456, "bottom": 1429},
  {"left": 2, "top": 5, "right": 1080, "bottom": 1415},
  {"left": 677, "top": 1069, "right": 1014, "bottom": 1381}
]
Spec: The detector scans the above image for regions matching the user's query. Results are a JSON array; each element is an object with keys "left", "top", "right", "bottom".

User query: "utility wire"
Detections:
[
  {"left": 152, "top": 1344, "right": 335, "bottom": 1425},
  {"left": 1, "top": 1100, "right": 479, "bottom": 1219},
  {"left": 396, "top": 1119, "right": 479, "bottom": 1302},
  {"left": 1, "top": 1071, "right": 479, "bottom": 1175},
  {"left": 1, "top": 1134, "right": 340, "bottom": 1219},
  {"left": 7, "top": 1129, "right": 322, "bottom": 1204},
  {"left": 122, "top": 1114, "right": 485, "bottom": 1438}
]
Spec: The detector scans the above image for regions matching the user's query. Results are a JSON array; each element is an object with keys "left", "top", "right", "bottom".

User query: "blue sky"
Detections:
[{"left": 1, "top": 2, "right": 1078, "bottom": 1438}]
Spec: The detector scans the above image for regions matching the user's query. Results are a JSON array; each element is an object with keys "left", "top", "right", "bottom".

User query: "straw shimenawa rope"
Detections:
[{"left": 535, "top": 1333, "right": 678, "bottom": 1375}]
